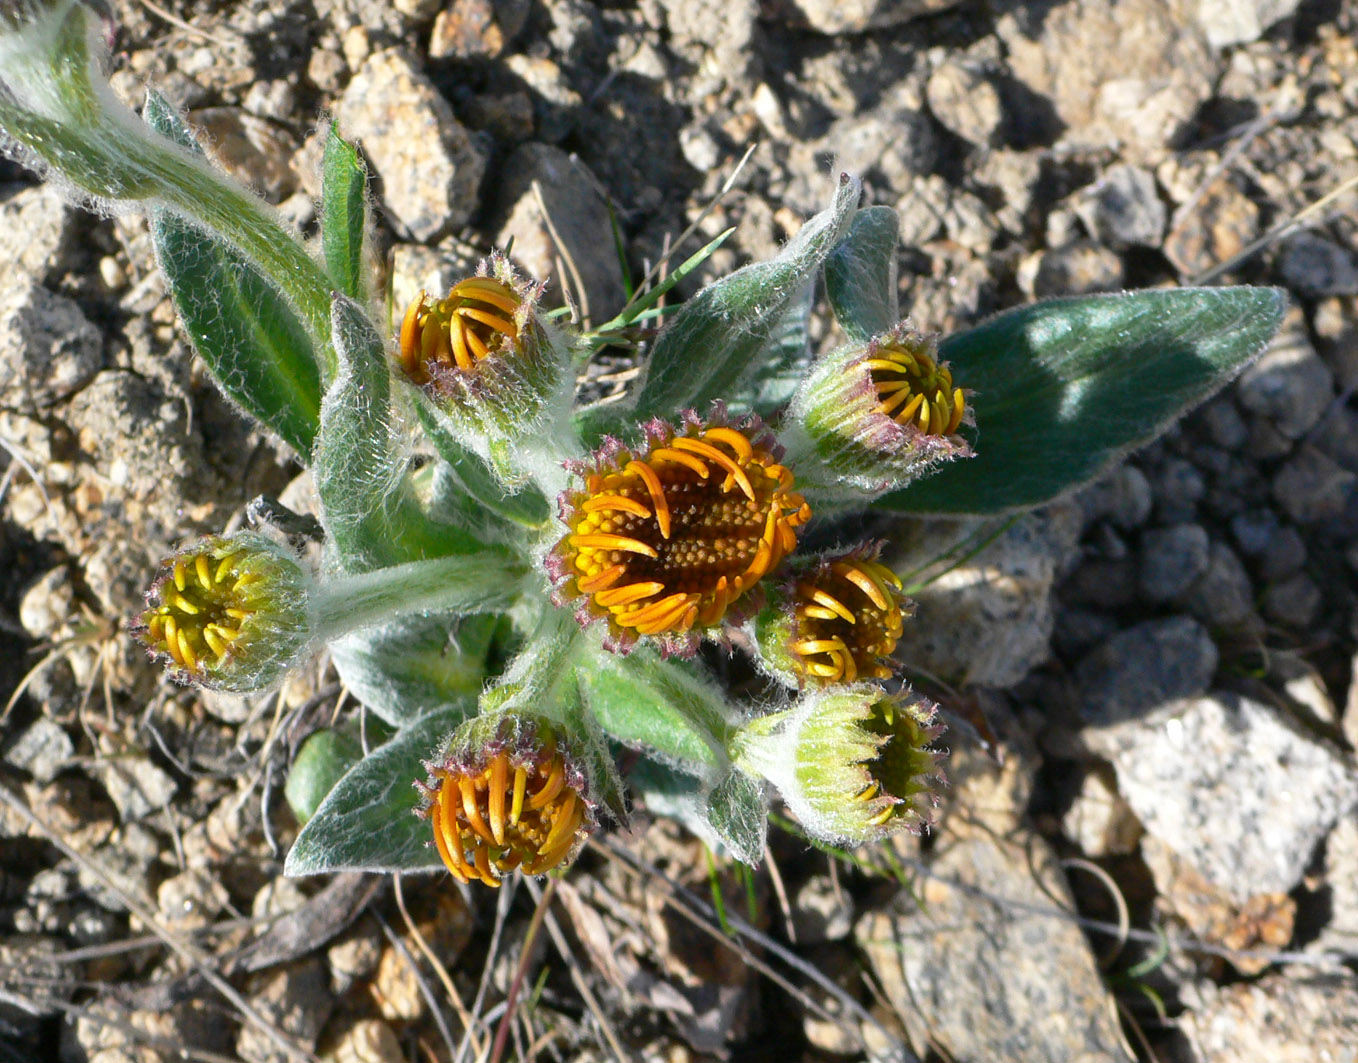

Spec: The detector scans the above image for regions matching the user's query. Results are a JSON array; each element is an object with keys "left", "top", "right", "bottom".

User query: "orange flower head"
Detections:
[
  {"left": 865, "top": 336, "right": 965, "bottom": 437},
  {"left": 549, "top": 410, "right": 811, "bottom": 654},
  {"left": 787, "top": 549, "right": 909, "bottom": 685},
  {"left": 398, "top": 275, "right": 523, "bottom": 387},
  {"left": 417, "top": 719, "right": 591, "bottom": 887}
]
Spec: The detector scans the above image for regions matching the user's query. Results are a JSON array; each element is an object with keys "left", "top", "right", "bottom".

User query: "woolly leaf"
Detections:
[
  {"left": 320, "top": 125, "right": 369, "bottom": 300},
  {"left": 705, "top": 769, "right": 767, "bottom": 867},
  {"left": 825, "top": 205, "right": 899, "bottom": 345},
  {"left": 879, "top": 287, "right": 1287, "bottom": 514}
]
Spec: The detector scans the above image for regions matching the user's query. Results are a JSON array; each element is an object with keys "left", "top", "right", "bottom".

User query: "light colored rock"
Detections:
[
  {"left": 337, "top": 49, "right": 486, "bottom": 241},
  {"left": 1179, "top": 975, "right": 1358, "bottom": 1062},
  {"left": 790, "top": 875, "right": 854, "bottom": 944},
  {"left": 1196, "top": 0, "right": 1302, "bottom": 48},
  {"left": 324, "top": 1019, "right": 406, "bottom": 1063},
  {"left": 1017, "top": 241, "right": 1125, "bottom": 299},
  {"left": 1162, "top": 174, "right": 1260, "bottom": 278},
  {"left": 1076, "top": 164, "right": 1166, "bottom": 249},
  {"left": 1062, "top": 766, "right": 1143, "bottom": 857},
  {"left": 1085, "top": 692, "right": 1358, "bottom": 901},
  {"left": 237, "top": 959, "right": 334, "bottom": 1063},
  {"left": 0, "top": 277, "right": 103, "bottom": 408},
  {"left": 190, "top": 107, "right": 300, "bottom": 203},
  {"left": 858, "top": 831, "right": 1133, "bottom": 1063},
  {"left": 94, "top": 756, "right": 178, "bottom": 822},
  {"left": 4, "top": 719, "right": 73, "bottom": 785},
  {"left": 926, "top": 59, "right": 1004, "bottom": 147},
  {"left": 885, "top": 500, "right": 1083, "bottom": 688},
  {"left": 157, "top": 869, "right": 229, "bottom": 933},
  {"left": 775, "top": 0, "right": 961, "bottom": 34},
  {"left": 0, "top": 183, "right": 75, "bottom": 284}
]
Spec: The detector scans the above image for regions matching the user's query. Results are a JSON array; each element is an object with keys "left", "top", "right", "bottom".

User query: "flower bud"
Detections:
[
  {"left": 754, "top": 545, "right": 910, "bottom": 686},
  {"left": 134, "top": 532, "right": 313, "bottom": 692},
  {"left": 786, "top": 324, "right": 971, "bottom": 502},
  {"left": 396, "top": 256, "right": 570, "bottom": 446},
  {"left": 415, "top": 713, "right": 594, "bottom": 887},
  {"left": 547, "top": 407, "right": 811, "bottom": 655},
  {"left": 732, "top": 686, "right": 945, "bottom": 845}
]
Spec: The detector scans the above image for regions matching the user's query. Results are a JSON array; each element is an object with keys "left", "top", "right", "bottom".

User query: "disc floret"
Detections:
[{"left": 549, "top": 409, "right": 811, "bottom": 653}]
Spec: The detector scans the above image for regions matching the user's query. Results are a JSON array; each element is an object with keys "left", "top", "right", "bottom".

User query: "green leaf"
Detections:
[
  {"left": 316, "top": 294, "right": 480, "bottom": 570},
  {"left": 330, "top": 614, "right": 499, "bottom": 728},
  {"left": 704, "top": 770, "right": 767, "bottom": 867},
  {"left": 732, "top": 276, "right": 814, "bottom": 417},
  {"left": 284, "top": 727, "right": 364, "bottom": 825},
  {"left": 631, "top": 175, "right": 860, "bottom": 419},
  {"left": 144, "top": 90, "right": 321, "bottom": 457},
  {"left": 878, "top": 287, "right": 1287, "bottom": 514},
  {"left": 825, "top": 205, "right": 899, "bottom": 345},
  {"left": 578, "top": 647, "right": 733, "bottom": 779},
  {"left": 284, "top": 704, "right": 470, "bottom": 875},
  {"left": 320, "top": 125, "right": 370, "bottom": 300}
]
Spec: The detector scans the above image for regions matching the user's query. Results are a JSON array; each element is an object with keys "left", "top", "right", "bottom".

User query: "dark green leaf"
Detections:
[
  {"left": 732, "top": 276, "right": 814, "bottom": 417},
  {"left": 284, "top": 704, "right": 470, "bottom": 875},
  {"left": 632, "top": 175, "right": 859, "bottom": 419},
  {"left": 145, "top": 91, "right": 321, "bottom": 457},
  {"left": 284, "top": 728, "right": 364, "bottom": 825},
  {"left": 321, "top": 125, "right": 369, "bottom": 300},
  {"left": 878, "top": 287, "right": 1287, "bottom": 514},
  {"left": 704, "top": 770, "right": 767, "bottom": 866},
  {"left": 825, "top": 205, "right": 899, "bottom": 345}
]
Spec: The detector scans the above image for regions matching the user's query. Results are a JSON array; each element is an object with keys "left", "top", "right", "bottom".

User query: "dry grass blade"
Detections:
[
  {"left": 372, "top": 908, "right": 461, "bottom": 1063},
  {"left": 0, "top": 784, "right": 321, "bottom": 1063},
  {"left": 1061, "top": 857, "right": 1131, "bottom": 970},
  {"left": 393, "top": 873, "right": 483, "bottom": 1057}
]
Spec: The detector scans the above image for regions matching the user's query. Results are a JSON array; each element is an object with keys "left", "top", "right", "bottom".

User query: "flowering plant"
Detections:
[{"left": 1, "top": 0, "right": 1285, "bottom": 885}]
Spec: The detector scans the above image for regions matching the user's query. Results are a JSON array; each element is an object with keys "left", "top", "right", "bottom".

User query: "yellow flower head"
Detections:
[
  {"left": 787, "top": 549, "right": 909, "bottom": 685},
  {"left": 549, "top": 409, "right": 811, "bottom": 653},
  {"left": 398, "top": 275, "right": 523, "bottom": 386},
  {"left": 865, "top": 335, "right": 966, "bottom": 436}
]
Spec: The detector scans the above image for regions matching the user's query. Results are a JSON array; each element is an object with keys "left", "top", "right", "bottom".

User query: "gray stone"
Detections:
[
  {"left": 1078, "top": 464, "right": 1154, "bottom": 531},
  {"left": 428, "top": 0, "right": 507, "bottom": 60},
  {"left": 237, "top": 959, "right": 334, "bottom": 1063},
  {"left": 657, "top": 0, "right": 755, "bottom": 66},
  {"left": 1313, "top": 294, "right": 1358, "bottom": 390},
  {"left": 1315, "top": 404, "right": 1358, "bottom": 477},
  {"left": 884, "top": 500, "right": 1083, "bottom": 688},
  {"left": 1186, "top": 540, "right": 1257, "bottom": 629},
  {"left": 1272, "top": 445, "right": 1358, "bottom": 524},
  {"left": 1196, "top": 0, "right": 1301, "bottom": 48},
  {"left": 996, "top": 0, "right": 1217, "bottom": 159},
  {"left": 1084, "top": 692, "right": 1358, "bottom": 901},
  {"left": 1151, "top": 455, "right": 1206, "bottom": 523},
  {"left": 4, "top": 719, "right": 73, "bottom": 784},
  {"left": 0, "top": 278, "right": 103, "bottom": 408},
  {"left": 337, "top": 49, "right": 486, "bottom": 241},
  {"left": 157, "top": 869, "right": 230, "bottom": 932},
  {"left": 1062, "top": 766, "right": 1143, "bottom": 857},
  {"left": 1075, "top": 616, "right": 1218, "bottom": 728},
  {"left": 1316, "top": 811, "right": 1358, "bottom": 957},
  {"left": 1229, "top": 507, "right": 1279, "bottom": 558},
  {"left": 1236, "top": 315, "right": 1335, "bottom": 438},
  {"left": 77, "top": 824, "right": 160, "bottom": 913},
  {"left": 502, "top": 55, "right": 582, "bottom": 144},
  {"left": 1138, "top": 523, "right": 1210, "bottom": 602},
  {"left": 1162, "top": 173, "right": 1260, "bottom": 278},
  {"left": 789, "top": 875, "right": 854, "bottom": 944},
  {"left": 926, "top": 60, "right": 1004, "bottom": 147},
  {"left": 1261, "top": 571, "right": 1322, "bottom": 628},
  {"left": 18, "top": 565, "right": 76, "bottom": 640},
  {"left": 94, "top": 756, "right": 177, "bottom": 822},
  {"left": 858, "top": 832, "right": 1133, "bottom": 1063},
  {"left": 1277, "top": 232, "right": 1358, "bottom": 298},
  {"left": 1017, "top": 241, "right": 1125, "bottom": 299},
  {"left": 492, "top": 143, "right": 625, "bottom": 324},
  {"left": 1179, "top": 976, "right": 1358, "bottom": 1061},
  {"left": 1076, "top": 164, "right": 1166, "bottom": 250},
  {"left": 836, "top": 105, "right": 939, "bottom": 189},
  {"left": 0, "top": 183, "right": 76, "bottom": 284},
  {"left": 772, "top": 0, "right": 961, "bottom": 34},
  {"left": 1200, "top": 396, "right": 1250, "bottom": 450}
]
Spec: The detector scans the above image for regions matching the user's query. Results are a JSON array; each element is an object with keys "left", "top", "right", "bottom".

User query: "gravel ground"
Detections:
[{"left": 2, "top": 0, "right": 1358, "bottom": 1061}]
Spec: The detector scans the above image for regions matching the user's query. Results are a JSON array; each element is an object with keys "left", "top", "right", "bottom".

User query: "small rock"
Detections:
[
  {"left": 190, "top": 108, "right": 300, "bottom": 204},
  {"left": 242, "top": 79, "right": 298, "bottom": 123},
  {"left": 1312, "top": 294, "right": 1358, "bottom": 389},
  {"left": 157, "top": 869, "right": 230, "bottom": 933},
  {"left": 1017, "top": 241, "right": 1125, "bottom": 299},
  {"left": 771, "top": 0, "right": 961, "bottom": 35},
  {"left": 1236, "top": 313, "right": 1335, "bottom": 438},
  {"left": 77, "top": 824, "right": 160, "bottom": 913},
  {"left": 1277, "top": 232, "right": 1358, "bottom": 299},
  {"left": 1315, "top": 403, "right": 1358, "bottom": 477},
  {"left": 798, "top": 945, "right": 864, "bottom": 1056},
  {"left": 1078, "top": 464, "right": 1154, "bottom": 531},
  {"left": 1272, "top": 445, "right": 1358, "bottom": 524},
  {"left": 1076, "top": 164, "right": 1166, "bottom": 250},
  {"left": 885, "top": 501, "right": 1083, "bottom": 688},
  {"left": 1229, "top": 507, "right": 1280, "bottom": 559},
  {"left": 0, "top": 278, "right": 103, "bottom": 408},
  {"left": 393, "top": 0, "right": 440, "bottom": 20},
  {"left": 462, "top": 90, "right": 535, "bottom": 142},
  {"left": 18, "top": 565, "right": 76, "bottom": 640},
  {"left": 328, "top": 919, "right": 383, "bottom": 996},
  {"left": 1062, "top": 766, "right": 1142, "bottom": 857},
  {"left": 325, "top": 1019, "right": 405, "bottom": 1063},
  {"left": 502, "top": 55, "right": 582, "bottom": 144},
  {"left": 790, "top": 875, "right": 854, "bottom": 944},
  {"left": 1179, "top": 975, "right": 1358, "bottom": 1061},
  {"left": 1261, "top": 571, "right": 1322, "bottom": 628},
  {"left": 3, "top": 719, "right": 73, "bottom": 784},
  {"left": 1186, "top": 540, "right": 1258, "bottom": 630},
  {"left": 428, "top": 0, "right": 505, "bottom": 59},
  {"left": 1152, "top": 455, "right": 1207, "bottom": 524},
  {"left": 337, "top": 49, "right": 486, "bottom": 241},
  {"left": 1084, "top": 692, "right": 1358, "bottom": 901},
  {"left": 1196, "top": 0, "right": 1301, "bottom": 48},
  {"left": 1163, "top": 175, "right": 1261, "bottom": 278},
  {"left": 492, "top": 143, "right": 625, "bottom": 323},
  {"left": 237, "top": 959, "right": 334, "bottom": 1063},
  {"left": 251, "top": 878, "right": 309, "bottom": 919},
  {"left": 1075, "top": 616, "right": 1218, "bottom": 728},
  {"left": 1315, "top": 811, "right": 1358, "bottom": 956},
  {"left": 677, "top": 121, "right": 722, "bottom": 172},
  {"left": 94, "top": 756, "right": 178, "bottom": 822},
  {"left": 0, "top": 183, "right": 76, "bottom": 284},
  {"left": 858, "top": 832, "right": 1132, "bottom": 1063},
  {"left": 1138, "top": 523, "right": 1211, "bottom": 602},
  {"left": 1199, "top": 396, "right": 1250, "bottom": 450},
  {"left": 926, "top": 60, "right": 1005, "bottom": 147}
]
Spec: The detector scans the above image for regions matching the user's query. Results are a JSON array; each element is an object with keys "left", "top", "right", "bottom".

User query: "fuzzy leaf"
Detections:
[
  {"left": 825, "top": 205, "right": 899, "bottom": 345},
  {"left": 145, "top": 91, "right": 321, "bottom": 457},
  {"left": 632, "top": 174, "right": 860, "bottom": 419},
  {"left": 879, "top": 287, "right": 1287, "bottom": 514},
  {"left": 284, "top": 704, "right": 471, "bottom": 876},
  {"left": 316, "top": 294, "right": 479, "bottom": 570},
  {"left": 320, "top": 125, "right": 369, "bottom": 300},
  {"left": 330, "top": 614, "right": 501, "bottom": 728},
  {"left": 704, "top": 769, "right": 767, "bottom": 867},
  {"left": 284, "top": 728, "right": 364, "bottom": 825},
  {"left": 733, "top": 276, "right": 815, "bottom": 417}
]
